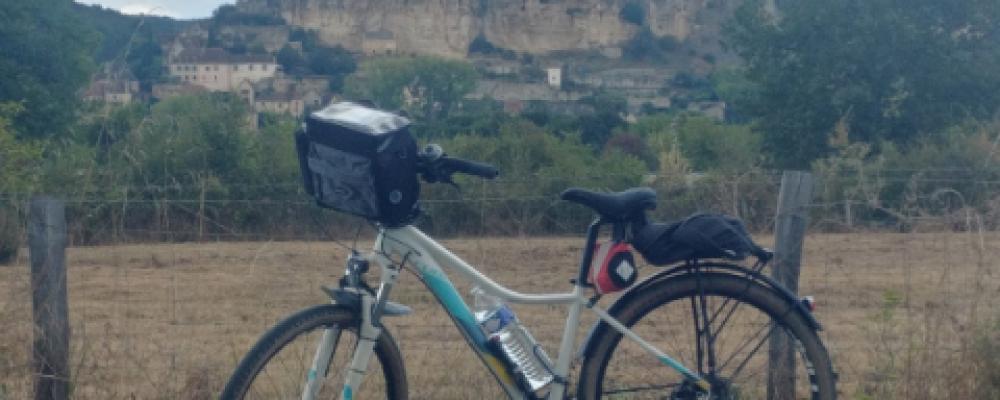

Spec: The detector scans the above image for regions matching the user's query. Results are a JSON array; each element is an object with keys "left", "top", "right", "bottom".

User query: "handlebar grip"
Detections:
[{"left": 439, "top": 157, "right": 500, "bottom": 179}]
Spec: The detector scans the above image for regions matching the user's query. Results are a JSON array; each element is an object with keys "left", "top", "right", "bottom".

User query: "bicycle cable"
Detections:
[{"left": 309, "top": 212, "right": 360, "bottom": 253}]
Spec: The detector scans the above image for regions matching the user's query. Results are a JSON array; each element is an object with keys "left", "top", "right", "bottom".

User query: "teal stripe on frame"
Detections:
[{"left": 420, "top": 267, "right": 490, "bottom": 349}]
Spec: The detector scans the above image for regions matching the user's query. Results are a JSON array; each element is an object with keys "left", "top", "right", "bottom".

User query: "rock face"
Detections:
[{"left": 234, "top": 0, "right": 723, "bottom": 58}]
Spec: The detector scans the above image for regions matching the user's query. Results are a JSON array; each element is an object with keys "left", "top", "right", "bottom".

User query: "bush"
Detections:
[
  {"left": 623, "top": 28, "right": 685, "bottom": 62},
  {"left": 422, "top": 119, "right": 647, "bottom": 235},
  {"left": 604, "top": 132, "right": 658, "bottom": 170},
  {"left": 674, "top": 115, "right": 760, "bottom": 172},
  {"left": 619, "top": 2, "right": 646, "bottom": 25},
  {"left": 623, "top": 27, "right": 661, "bottom": 61},
  {"left": 0, "top": 207, "right": 18, "bottom": 265},
  {"left": 468, "top": 34, "right": 498, "bottom": 54}
]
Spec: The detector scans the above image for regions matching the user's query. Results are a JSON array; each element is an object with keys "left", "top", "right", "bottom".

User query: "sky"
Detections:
[{"left": 77, "top": 0, "right": 235, "bottom": 19}]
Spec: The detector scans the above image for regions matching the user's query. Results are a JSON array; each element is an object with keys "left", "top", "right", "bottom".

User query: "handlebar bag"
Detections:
[
  {"left": 296, "top": 101, "right": 420, "bottom": 227},
  {"left": 631, "top": 213, "right": 760, "bottom": 266}
]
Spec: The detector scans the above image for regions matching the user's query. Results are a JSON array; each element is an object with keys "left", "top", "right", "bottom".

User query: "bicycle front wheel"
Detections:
[
  {"left": 221, "top": 304, "right": 407, "bottom": 400},
  {"left": 579, "top": 272, "right": 836, "bottom": 399}
]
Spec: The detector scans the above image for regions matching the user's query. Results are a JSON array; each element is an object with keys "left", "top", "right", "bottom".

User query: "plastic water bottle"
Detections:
[{"left": 471, "top": 286, "right": 555, "bottom": 394}]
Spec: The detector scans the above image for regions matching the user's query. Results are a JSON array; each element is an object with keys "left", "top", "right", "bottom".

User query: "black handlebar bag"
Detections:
[{"left": 296, "top": 102, "right": 420, "bottom": 227}]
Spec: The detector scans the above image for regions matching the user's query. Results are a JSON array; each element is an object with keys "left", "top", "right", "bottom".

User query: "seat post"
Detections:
[{"left": 575, "top": 217, "right": 603, "bottom": 288}]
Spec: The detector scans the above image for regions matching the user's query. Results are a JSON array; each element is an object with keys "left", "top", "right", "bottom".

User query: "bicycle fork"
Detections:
[{"left": 301, "top": 254, "right": 402, "bottom": 400}]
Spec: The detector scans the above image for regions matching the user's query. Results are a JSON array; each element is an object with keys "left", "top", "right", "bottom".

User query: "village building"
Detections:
[
  {"left": 82, "top": 64, "right": 141, "bottom": 104},
  {"left": 83, "top": 80, "right": 140, "bottom": 105},
  {"left": 547, "top": 67, "right": 563, "bottom": 89},
  {"left": 167, "top": 48, "right": 279, "bottom": 92},
  {"left": 250, "top": 77, "right": 329, "bottom": 118},
  {"left": 362, "top": 30, "right": 398, "bottom": 56}
]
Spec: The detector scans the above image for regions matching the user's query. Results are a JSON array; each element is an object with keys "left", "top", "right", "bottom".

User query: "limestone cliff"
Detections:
[{"left": 234, "top": 0, "right": 728, "bottom": 58}]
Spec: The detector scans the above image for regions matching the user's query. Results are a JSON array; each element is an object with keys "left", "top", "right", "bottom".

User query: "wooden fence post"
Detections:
[
  {"left": 768, "top": 171, "right": 814, "bottom": 400},
  {"left": 28, "top": 197, "right": 70, "bottom": 400}
]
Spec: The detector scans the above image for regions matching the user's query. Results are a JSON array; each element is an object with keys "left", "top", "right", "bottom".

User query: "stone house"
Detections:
[
  {"left": 167, "top": 48, "right": 279, "bottom": 93},
  {"left": 250, "top": 77, "right": 329, "bottom": 117},
  {"left": 83, "top": 81, "right": 140, "bottom": 104},
  {"left": 82, "top": 64, "right": 140, "bottom": 104}
]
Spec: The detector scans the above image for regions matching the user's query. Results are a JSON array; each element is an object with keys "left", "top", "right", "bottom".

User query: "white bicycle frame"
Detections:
[{"left": 307, "top": 225, "right": 710, "bottom": 400}]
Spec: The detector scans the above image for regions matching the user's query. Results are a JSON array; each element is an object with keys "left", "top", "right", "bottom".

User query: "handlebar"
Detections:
[
  {"left": 417, "top": 144, "right": 499, "bottom": 184},
  {"left": 438, "top": 157, "right": 499, "bottom": 179}
]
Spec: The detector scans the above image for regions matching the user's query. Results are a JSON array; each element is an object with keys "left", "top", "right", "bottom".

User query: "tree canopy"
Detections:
[
  {"left": 345, "top": 56, "right": 477, "bottom": 121},
  {"left": 0, "top": 0, "right": 99, "bottom": 138},
  {"left": 725, "top": 0, "right": 1000, "bottom": 168}
]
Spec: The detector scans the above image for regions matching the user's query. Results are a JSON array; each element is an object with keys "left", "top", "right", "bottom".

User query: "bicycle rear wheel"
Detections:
[
  {"left": 221, "top": 304, "right": 407, "bottom": 400},
  {"left": 578, "top": 272, "right": 836, "bottom": 399}
]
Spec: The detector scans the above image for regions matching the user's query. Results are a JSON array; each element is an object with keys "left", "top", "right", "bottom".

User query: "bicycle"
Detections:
[{"left": 221, "top": 111, "right": 837, "bottom": 399}]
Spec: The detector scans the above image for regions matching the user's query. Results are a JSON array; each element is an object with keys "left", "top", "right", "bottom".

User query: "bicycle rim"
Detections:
[
  {"left": 227, "top": 306, "right": 399, "bottom": 400},
  {"left": 586, "top": 274, "right": 835, "bottom": 399}
]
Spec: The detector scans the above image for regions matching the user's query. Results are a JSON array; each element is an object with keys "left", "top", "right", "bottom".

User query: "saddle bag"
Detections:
[
  {"left": 296, "top": 102, "right": 420, "bottom": 227},
  {"left": 589, "top": 241, "right": 638, "bottom": 294},
  {"left": 631, "top": 213, "right": 762, "bottom": 266}
]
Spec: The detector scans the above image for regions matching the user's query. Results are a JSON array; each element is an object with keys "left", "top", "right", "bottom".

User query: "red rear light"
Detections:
[{"left": 801, "top": 296, "right": 816, "bottom": 312}]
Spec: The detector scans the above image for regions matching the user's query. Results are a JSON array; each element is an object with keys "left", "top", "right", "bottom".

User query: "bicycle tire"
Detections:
[
  {"left": 221, "top": 304, "right": 408, "bottom": 400},
  {"left": 578, "top": 272, "right": 836, "bottom": 399}
]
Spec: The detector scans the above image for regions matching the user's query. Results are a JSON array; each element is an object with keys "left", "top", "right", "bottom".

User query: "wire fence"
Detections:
[
  {"left": 2, "top": 172, "right": 1000, "bottom": 398},
  {"left": 4, "top": 168, "right": 999, "bottom": 245}
]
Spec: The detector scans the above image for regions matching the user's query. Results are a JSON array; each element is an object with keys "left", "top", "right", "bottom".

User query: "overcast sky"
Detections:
[{"left": 77, "top": 0, "right": 234, "bottom": 19}]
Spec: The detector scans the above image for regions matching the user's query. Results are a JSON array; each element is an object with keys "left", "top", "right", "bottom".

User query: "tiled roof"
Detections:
[{"left": 173, "top": 48, "right": 274, "bottom": 64}]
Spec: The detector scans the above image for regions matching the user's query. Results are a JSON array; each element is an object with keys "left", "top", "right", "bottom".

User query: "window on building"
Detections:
[
  {"left": 262, "top": 64, "right": 268, "bottom": 71},
  {"left": 205, "top": 66, "right": 210, "bottom": 71},
  {"left": 249, "top": 64, "right": 254, "bottom": 71},
  {"left": 233, "top": 65, "right": 239, "bottom": 71}
]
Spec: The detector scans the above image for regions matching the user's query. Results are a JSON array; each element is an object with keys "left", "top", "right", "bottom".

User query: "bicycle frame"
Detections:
[{"left": 330, "top": 224, "right": 710, "bottom": 400}]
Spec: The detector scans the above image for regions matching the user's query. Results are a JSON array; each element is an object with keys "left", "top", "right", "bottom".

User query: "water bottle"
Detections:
[{"left": 471, "top": 286, "right": 555, "bottom": 394}]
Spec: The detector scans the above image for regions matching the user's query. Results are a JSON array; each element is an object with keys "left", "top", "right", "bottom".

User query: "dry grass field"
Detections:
[{"left": 1, "top": 232, "right": 999, "bottom": 399}]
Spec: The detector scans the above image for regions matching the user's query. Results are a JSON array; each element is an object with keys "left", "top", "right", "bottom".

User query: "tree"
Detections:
[
  {"left": 0, "top": 103, "right": 37, "bottom": 263},
  {"left": 74, "top": 3, "right": 181, "bottom": 90},
  {"left": 344, "top": 56, "right": 478, "bottom": 121},
  {"left": 623, "top": 27, "right": 662, "bottom": 61},
  {"left": 129, "top": 93, "right": 253, "bottom": 187},
  {"left": 0, "top": 0, "right": 98, "bottom": 138},
  {"left": 579, "top": 92, "right": 628, "bottom": 148},
  {"left": 619, "top": 2, "right": 646, "bottom": 26},
  {"left": 604, "top": 132, "right": 657, "bottom": 170},
  {"left": 308, "top": 45, "right": 357, "bottom": 91},
  {"left": 277, "top": 44, "right": 306, "bottom": 75},
  {"left": 725, "top": 0, "right": 1000, "bottom": 168},
  {"left": 0, "top": 104, "right": 40, "bottom": 193},
  {"left": 126, "top": 31, "right": 166, "bottom": 91},
  {"left": 674, "top": 115, "right": 760, "bottom": 172}
]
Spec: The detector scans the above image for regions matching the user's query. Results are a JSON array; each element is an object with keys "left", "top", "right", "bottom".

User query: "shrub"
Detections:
[
  {"left": 0, "top": 207, "right": 18, "bottom": 265},
  {"left": 604, "top": 132, "right": 658, "bottom": 170},
  {"left": 619, "top": 2, "right": 646, "bottom": 25}
]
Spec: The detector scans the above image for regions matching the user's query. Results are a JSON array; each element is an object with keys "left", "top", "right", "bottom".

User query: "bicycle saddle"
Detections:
[{"left": 560, "top": 187, "right": 657, "bottom": 220}]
